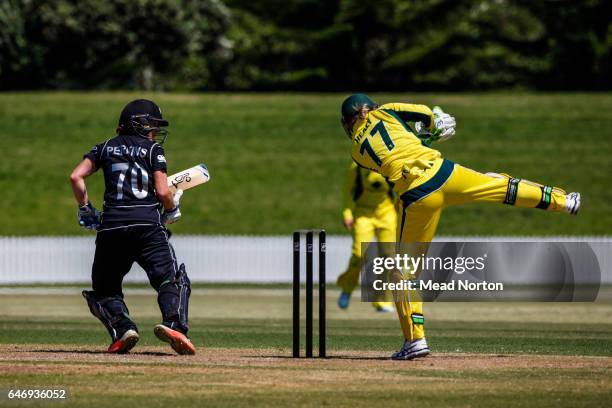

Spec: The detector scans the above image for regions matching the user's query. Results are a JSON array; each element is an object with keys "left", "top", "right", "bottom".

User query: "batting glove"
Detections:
[
  {"left": 78, "top": 202, "right": 101, "bottom": 231},
  {"left": 162, "top": 189, "right": 183, "bottom": 225},
  {"left": 432, "top": 106, "right": 456, "bottom": 142}
]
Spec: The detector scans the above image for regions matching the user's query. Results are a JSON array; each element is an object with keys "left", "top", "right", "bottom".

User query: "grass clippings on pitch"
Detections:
[
  {"left": 1, "top": 345, "right": 611, "bottom": 408},
  {"left": 1, "top": 288, "right": 612, "bottom": 407}
]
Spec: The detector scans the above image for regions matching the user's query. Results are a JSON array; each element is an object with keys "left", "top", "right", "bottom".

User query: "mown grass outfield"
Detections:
[
  {"left": 0, "top": 287, "right": 611, "bottom": 407},
  {"left": 0, "top": 92, "right": 610, "bottom": 236}
]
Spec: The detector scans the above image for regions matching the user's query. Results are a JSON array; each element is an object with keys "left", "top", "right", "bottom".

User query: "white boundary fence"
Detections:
[{"left": 0, "top": 235, "right": 611, "bottom": 284}]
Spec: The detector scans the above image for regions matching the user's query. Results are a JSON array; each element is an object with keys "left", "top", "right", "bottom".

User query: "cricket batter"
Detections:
[
  {"left": 69, "top": 99, "right": 195, "bottom": 355},
  {"left": 340, "top": 94, "right": 581, "bottom": 360},
  {"left": 337, "top": 161, "right": 395, "bottom": 312}
]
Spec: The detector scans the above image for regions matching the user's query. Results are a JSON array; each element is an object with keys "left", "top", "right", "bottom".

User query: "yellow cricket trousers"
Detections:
[
  {"left": 395, "top": 158, "right": 568, "bottom": 341},
  {"left": 337, "top": 204, "right": 396, "bottom": 308}
]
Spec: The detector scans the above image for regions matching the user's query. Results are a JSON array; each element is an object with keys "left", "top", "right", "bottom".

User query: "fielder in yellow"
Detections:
[
  {"left": 340, "top": 94, "right": 581, "bottom": 360},
  {"left": 337, "top": 162, "right": 396, "bottom": 313}
]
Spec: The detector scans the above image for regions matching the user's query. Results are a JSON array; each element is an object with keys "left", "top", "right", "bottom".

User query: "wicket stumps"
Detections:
[{"left": 292, "top": 229, "right": 326, "bottom": 358}]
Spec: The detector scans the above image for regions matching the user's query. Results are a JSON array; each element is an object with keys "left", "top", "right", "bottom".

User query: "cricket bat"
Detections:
[{"left": 167, "top": 163, "right": 210, "bottom": 193}]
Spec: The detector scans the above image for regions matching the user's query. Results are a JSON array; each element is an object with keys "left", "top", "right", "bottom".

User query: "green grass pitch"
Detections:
[
  {"left": 0, "top": 288, "right": 611, "bottom": 407},
  {"left": 0, "top": 92, "right": 610, "bottom": 236}
]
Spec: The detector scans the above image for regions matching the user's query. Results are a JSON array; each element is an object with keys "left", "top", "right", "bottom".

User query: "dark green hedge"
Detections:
[{"left": 1, "top": 0, "right": 610, "bottom": 90}]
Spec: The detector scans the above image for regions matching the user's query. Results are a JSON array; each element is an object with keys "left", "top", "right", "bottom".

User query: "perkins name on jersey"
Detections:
[{"left": 105, "top": 145, "right": 148, "bottom": 158}]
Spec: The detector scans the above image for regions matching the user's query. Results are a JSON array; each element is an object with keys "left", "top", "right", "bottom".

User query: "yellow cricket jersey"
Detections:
[
  {"left": 350, "top": 103, "right": 442, "bottom": 194},
  {"left": 342, "top": 162, "right": 394, "bottom": 220}
]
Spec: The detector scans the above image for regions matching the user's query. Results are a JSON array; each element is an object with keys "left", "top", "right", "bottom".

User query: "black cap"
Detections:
[{"left": 119, "top": 99, "right": 169, "bottom": 127}]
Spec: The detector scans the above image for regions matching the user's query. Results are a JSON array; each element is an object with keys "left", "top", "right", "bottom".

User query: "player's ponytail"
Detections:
[
  {"left": 358, "top": 105, "right": 376, "bottom": 120},
  {"left": 340, "top": 94, "right": 378, "bottom": 137}
]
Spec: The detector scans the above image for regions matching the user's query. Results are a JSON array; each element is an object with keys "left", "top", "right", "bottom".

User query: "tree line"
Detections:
[{"left": 1, "top": 0, "right": 610, "bottom": 91}]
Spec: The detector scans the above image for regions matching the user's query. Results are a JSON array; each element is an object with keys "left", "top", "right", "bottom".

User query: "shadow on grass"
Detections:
[
  {"left": 30, "top": 349, "right": 174, "bottom": 356},
  {"left": 247, "top": 355, "right": 389, "bottom": 361}
]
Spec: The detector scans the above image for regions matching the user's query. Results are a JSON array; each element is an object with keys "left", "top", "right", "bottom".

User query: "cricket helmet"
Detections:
[
  {"left": 118, "top": 99, "right": 169, "bottom": 144},
  {"left": 340, "top": 93, "right": 378, "bottom": 136}
]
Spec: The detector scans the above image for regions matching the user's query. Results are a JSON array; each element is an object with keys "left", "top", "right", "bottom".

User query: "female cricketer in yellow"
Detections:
[
  {"left": 340, "top": 94, "right": 581, "bottom": 360},
  {"left": 337, "top": 162, "right": 396, "bottom": 313}
]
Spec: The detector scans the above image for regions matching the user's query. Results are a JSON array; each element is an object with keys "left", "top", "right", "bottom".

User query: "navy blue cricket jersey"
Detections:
[{"left": 84, "top": 134, "right": 167, "bottom": 229}]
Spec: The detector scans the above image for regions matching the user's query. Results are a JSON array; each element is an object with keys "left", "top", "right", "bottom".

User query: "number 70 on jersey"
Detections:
[{"left": 112, "top": 162, "right": 210, "bottom": 199}]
